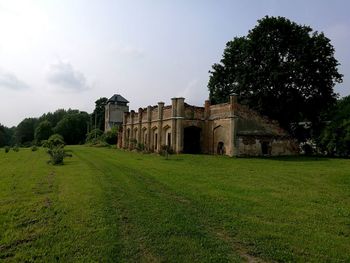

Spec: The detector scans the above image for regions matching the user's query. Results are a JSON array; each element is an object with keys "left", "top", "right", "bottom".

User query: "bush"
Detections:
[
  {"left": 22, "top": 141, "right": 32, "bottom": 148},
  {"left": 160, "top": 145, "right": 173, "bottom": 159},
  {"left": 86, "top": 129, "right": 104, "bottom": 142},
  {"left": 105, "top": 127, "right": 118, "bottom": 145},
  {"left": 136, "top": 143, "right": 145, "bottom": 152},
  {"left": 13, "top": 145, "right": 19, "bottom": 152},
  {"left": 47, "top": 146, "right": 65, "bottom": 165},
  {"left": 31, "top": 145, "right": 38, "bottom": 152},
  {"left": 41, "top": 140, "right": 48, "bottom": 147},
  {"left": 47, "top": 134, "right": 65, "bottom": 148},
  {"left": 4, "top": 146, "right": 10, "bottom": 153}
]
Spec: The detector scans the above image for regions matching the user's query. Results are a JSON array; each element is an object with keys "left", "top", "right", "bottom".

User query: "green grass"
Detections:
[{"left": 0, "top": 146, "right": 349, "bottom": 262}]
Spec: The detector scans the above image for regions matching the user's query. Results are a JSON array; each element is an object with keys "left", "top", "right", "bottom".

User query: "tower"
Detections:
[{"left": 104, "top": 94, "right": 129, "bottom": 131}]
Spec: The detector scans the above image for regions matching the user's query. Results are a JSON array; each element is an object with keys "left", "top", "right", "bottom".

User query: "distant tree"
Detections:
[
  {"left": 208, "top": 16, "right": 343, "bottom": 136},
  {"left": 2, "top": 126, "right": 16, "bottom": 146},
  {"left": 318, "top": 96, "right": 350, "bottom": 156},
  {"left": 38, "top": 109, "right": 68, "bottom": 128},
  {"left": 15, "top": 118, "right": 38, "bottom": 145},
  {"left": 54, "top": 112, "right": 89, "bottom": 144},
  {"left": 92, "top": 97, "right": 108, "bottom": 131},
  {"left": 35, "top": 120, "right": 53, "bottom": 142},
  {"left": 0, "top": 124, "right": 6, "bottom": 147}
]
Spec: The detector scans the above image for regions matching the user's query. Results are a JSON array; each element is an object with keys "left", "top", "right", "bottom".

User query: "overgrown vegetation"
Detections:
[
  {"left": 160, "top": 145, "right": 173, "bottom": 159},
  {"left": 12, "top": 145, "right": 19, "bottom": 152},
  {"left": 316, "top": 95, "right": 350, "bottom": 156},
  {"left": 86, "top": 127, "right": 118, "bottom": 147},
  {"left": 4, "top": 146, "right": 10, "bottom": 153}
]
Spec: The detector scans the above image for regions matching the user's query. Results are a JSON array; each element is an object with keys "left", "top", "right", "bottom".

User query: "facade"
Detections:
[
  {"left": 104, "top": 94, "right": 129, "bottom": 131},
  {"left": 120, "top": 95, "right": 298, "bottom": 156}
]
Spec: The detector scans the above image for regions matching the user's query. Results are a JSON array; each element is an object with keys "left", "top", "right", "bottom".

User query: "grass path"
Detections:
[{"left": 1, "top": 146, "right": 350, "bottom": 262}]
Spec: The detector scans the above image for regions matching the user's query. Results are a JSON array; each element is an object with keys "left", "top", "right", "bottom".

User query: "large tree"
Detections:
[
  {"left": 14, "top": 118, "right": 38, "bottom": 145},
  {"left": 54, "top": 111, "right": 90, "bottom": 144},
  {"left": 34, "top": 120, "right": 53, "bottom": 142},
  {"left": 0, "top": 124, "right": 16, "bottom": 147},
  {"left": 208, "top": 16, "right": 342, "bottom": 133},
  {"left": 93, "top": 97, "right": 108, "bottom": 131}
]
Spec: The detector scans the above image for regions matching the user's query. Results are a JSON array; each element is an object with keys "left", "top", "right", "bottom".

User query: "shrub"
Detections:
[
  {"left": 41, "top": 140, "right": 49, "bottom": 148},
  {"left": 105, "top": 127, "right": 118, "bottom": 145},
  {"left": 4, "top": 146, "right": 10, "bottom": 153},
  {"left": 47, "top": 146, "right": 65, "bottom": 165},
  {"left": 160, "top": 145, "right": 173, "bottom": 159},
  {"left": 86, "top": 129, "right": 104, "bottom": 143},
  {"left": 47, "top": 134, "right": 65, "bottom": 148},
  {"left": 13, "top": 145, "right": 19, "bottom": 152},
  {"left": 31, "top": 145, "right": 38, "bottom": 152},
  {"left": 22, "top": 141, "right": 33, "bottom": 148},
  {"left": 136, "top": 143, "right": 145, "bottom": 152}
]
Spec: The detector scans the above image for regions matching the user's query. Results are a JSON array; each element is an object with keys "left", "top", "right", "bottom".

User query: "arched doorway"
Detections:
[
  {"left": 261, "top": 141, "right": 270, "bottom": 155},
  {"left": 184, "top": 126, "right": 201, "bottom": 154}
]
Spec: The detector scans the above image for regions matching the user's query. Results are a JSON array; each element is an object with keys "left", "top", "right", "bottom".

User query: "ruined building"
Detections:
[
  {"left": 104, "top": 94, "right": 129, "bottom": 131},
  {"left": 118, "top": 94, "right": 297, "bottom": 156}
]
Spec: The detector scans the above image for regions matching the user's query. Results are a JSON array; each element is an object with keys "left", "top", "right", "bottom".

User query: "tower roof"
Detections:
[{"left": 108, "top": 94, "right": 129, "bottom": 104}]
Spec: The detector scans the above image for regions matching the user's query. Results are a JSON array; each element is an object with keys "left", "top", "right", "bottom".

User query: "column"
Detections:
[
  {"left": 157, "top": 102, "right": 164, "bottom": 152},
  {"left": 229, "top": 94, "right": 238, "bottom": 157},
  {"left": 147, "top": 106, "right": 152, "bottom": 150},
  {"left": 129, "top": 110, "right": 135, "bottom": 150},
  {"left": 171, "top": 98, "right": 177, "bottom": 151},
  {"left": 176, "top": 97, "right": 185, "bottom": 153}
]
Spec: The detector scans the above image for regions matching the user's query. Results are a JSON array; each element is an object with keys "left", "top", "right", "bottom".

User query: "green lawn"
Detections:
[{"left": 0, "top": 146, "right": 349, "bottom": 262}]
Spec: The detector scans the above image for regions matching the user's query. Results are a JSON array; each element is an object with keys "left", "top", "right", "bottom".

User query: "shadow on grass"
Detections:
[{"left": 248, "top": 156, "right": 332, "bottom": 162}]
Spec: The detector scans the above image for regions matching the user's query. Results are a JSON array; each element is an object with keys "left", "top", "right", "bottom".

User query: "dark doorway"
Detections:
[
  {"left": 261, "top": 141, "right": 269, "bottom": 155},
  {"left": 217, "top": 142, "right": 224, "bottom": 155},
  {"left": 184, "top": 126, "right": 201, "bottom": 153},
  {"left": 167, "top": 133, "right": 171, "bottom": 147}
]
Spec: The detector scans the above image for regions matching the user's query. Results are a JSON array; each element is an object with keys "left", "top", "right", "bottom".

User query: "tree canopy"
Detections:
[
  {"left": 208, "top": 16, "right": 343, "bottom": 133},
  {"left": 54, "top": 111, "right": 90, "bottom": 145},
  {"left": 0, "top": 124, "right": 15, "bottom": 147},
  {"left": 15, "top": 118, "right": 38, "bottom": 145},
  {"left": 35, "top": 120, "right": 53, "bottom": 142},
  {"left": 1, "top": 97, "right": 110, "bottom": 147},
  {"left": 93, "top": 97, "right": 108, "bottom": 131},
  {"left": 318, "top": 96, "right": 350, "bottom": 156}
]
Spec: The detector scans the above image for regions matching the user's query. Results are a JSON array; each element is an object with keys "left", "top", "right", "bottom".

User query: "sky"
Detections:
[{"left": 0, "top": 0, "right": 349, "bottom": 127}]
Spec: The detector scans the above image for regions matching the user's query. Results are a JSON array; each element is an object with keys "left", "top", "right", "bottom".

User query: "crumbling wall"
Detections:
[{"left": 238, "top": 136, "right": 298, "bottom": 156}]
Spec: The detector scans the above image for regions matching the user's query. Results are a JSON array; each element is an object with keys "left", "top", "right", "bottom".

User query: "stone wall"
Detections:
[{"left": 120, "top": 95, "right": 297, "bottom": 156}]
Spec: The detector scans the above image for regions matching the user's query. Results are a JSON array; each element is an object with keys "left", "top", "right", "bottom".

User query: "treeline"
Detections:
[
  {"left": 317, "top": 95, "right": 350, "bottom": 156},
  {"left": 0, "top": 97, "right": 109, "bottom": 147}
]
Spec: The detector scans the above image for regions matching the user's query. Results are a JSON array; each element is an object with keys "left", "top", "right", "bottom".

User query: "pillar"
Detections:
[
  {"left": 229, "top": 94, "right": 238, "bottom": 157},
  {"left": 138, "top": 108, "right": 142, "bottom": 145},
  {"left": 171, "top": 98, "right": 177, "bottom": 152},
  {"left": 122, "top": 112, "right": 127, "bottom": 148},
  {"left": 147, "top": 106, "right": 152, "bottom": 150},
  {"left": 204, "top": 100, "right": 211, "bottom": 154},
  {"left": 157, "top": 102, "right": 164, "bottom": 152},
  {"left": 129, "top": 110, "right": 135, "bottom": 150},
  {"left": 176, "top": 97, "right": 185, "bottom": 153}
]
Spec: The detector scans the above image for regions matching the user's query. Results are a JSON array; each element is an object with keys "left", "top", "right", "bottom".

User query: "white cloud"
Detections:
[
  {"left": 46, "top": 60, "right": 88, "bottom": 91},
  {"left": 0, "top": 70, "right": 29, "bottom": 90}
]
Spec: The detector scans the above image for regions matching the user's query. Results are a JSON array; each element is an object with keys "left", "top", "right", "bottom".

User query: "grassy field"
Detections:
[{"left": 0, "top": 146, "right": 349, "bottom": 262}]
